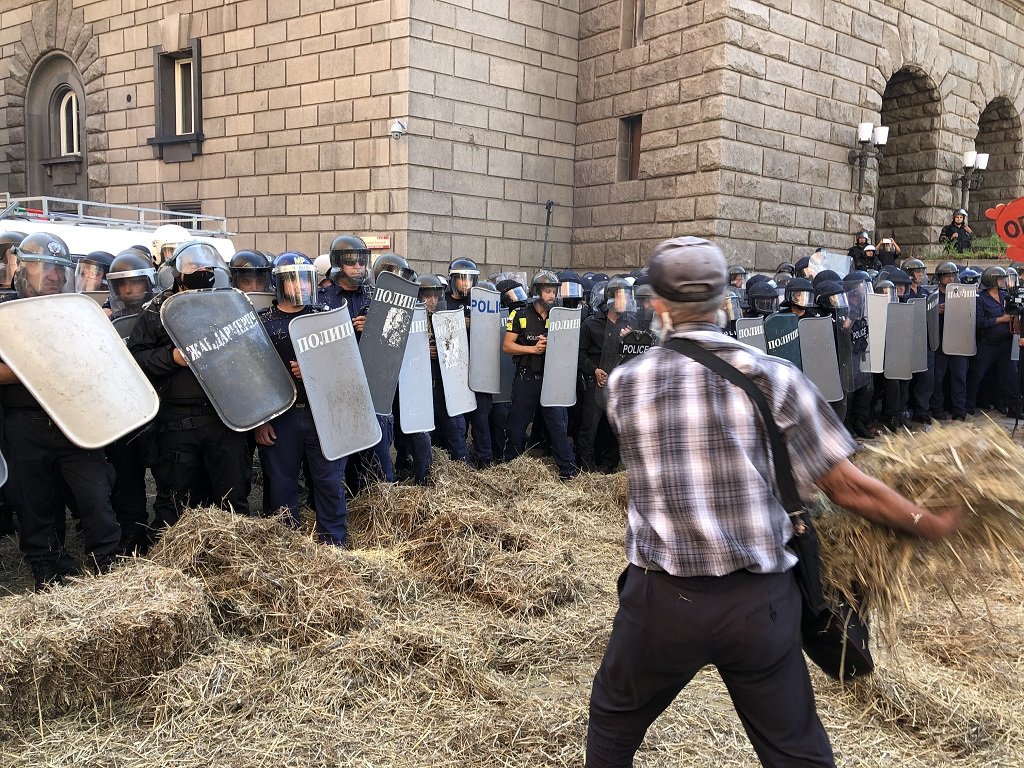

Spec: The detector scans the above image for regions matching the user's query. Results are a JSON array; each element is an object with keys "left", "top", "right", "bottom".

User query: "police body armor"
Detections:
[
  {"left": 0, "top": 293, "right": 160, "bottom": 448},
  {"left": 161, "top": 288, "right": 296, "bottom": 431},
  {"left": 358, "top": 271, "right": 420, "bottom": 416},
  {"left": 540, "top": 306, "right": 582, "bottom": 407},
  {"left": 398, "top": 305, "right": 435, "bottom": 433},
  {"left": 289, "top": 304, "right": 382, "bottom": 459},
  {"left": 431, "top": 308, "right": 477, "bottom": 416}
]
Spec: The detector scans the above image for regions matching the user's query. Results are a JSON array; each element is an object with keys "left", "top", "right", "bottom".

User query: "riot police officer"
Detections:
[
  {"left": 967, "top": 266, "right": 1017, "bottom": 416},
  {"left": 0, "top": 231, "right": 26, "bottom": 292},
  {"left": 930, "top": 261, "right": 968, "bottom": 420},
  {"left": 107, "top": 250, "right": 157, "bottom": 319},
  {"left": 940, "top": 209, "right": 974, "bottom": 253},
  {"left": 75, "top": 251, "right": 115, "bottom": 293},
  {"left": 503, "top": 270, "right": 579, "bottom": 480},
  {"left": 0, "top": 232, "right": 121, "bottom": 588},
  {"left": 229, "top": 250, "right": 274, "bottom": 293},
  {"left": 128, "top": 241, "right": 252, "bottom": 530},
  {"left": 420, "top": 274, "right": 468, "bottom": 462}
]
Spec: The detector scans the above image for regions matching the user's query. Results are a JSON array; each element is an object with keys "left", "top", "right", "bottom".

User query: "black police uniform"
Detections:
[{"left": 128, "top": 289, "right": 251, "bottom": 528}]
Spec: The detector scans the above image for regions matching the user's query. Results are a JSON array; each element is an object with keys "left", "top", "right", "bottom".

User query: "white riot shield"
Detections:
[
  {"left": 926, "top": 289, "right": 940, "bottom": 352},
  {"left": 359, "top": 272, "right": 420, "bottom": 416},
  {"left": 162, "top": 289, "right": 296, "bottom": 431},
  {"left": 289, "top": 305, "right": 381, "bottom": 460},
  {"left": 245, "top": 292, "right": 276, "bottom": 312},
  {"left": 735, "top": 318, "right": 766, "bottom": 352},
  {"left": 908, "top": 298, "right": 929, "bottom": 373},
  {"left": 883, "top": 302, "right": 915, "bottom": 381},
  {"left": 798, "top": 316, "right": 843, "bottom": 402},
  {"left": 469, "top": 286, "right": 502, "bottom": 393},
  {"left": 942, "top": 284, "right": 977, "bottom": 357},
  {"left": 864, "top": 293, "right": 890, "bottom": 374},
  {"left": 431, "top": 309, "right": 477, "bottom": 416},
  {"left": 807, "top": 250, "right": 852, "bottom": 278},
  {"left": 495, "top": 308, "right": 515, "bottom": 404},
  {"left": 0, "top": 448, "right": 7, "bottom": 489},
  {"left": 398, "top": 306, "right": 435, "bottom": 433},
  {"left": 0, "top": 294, "right": 159, "bottom": 449},
  {"left": 541, "top": 306, "right": 582, "bottom": 407},
  {"left": 763, "top": 313, "right": 802, "bottom": 368}
]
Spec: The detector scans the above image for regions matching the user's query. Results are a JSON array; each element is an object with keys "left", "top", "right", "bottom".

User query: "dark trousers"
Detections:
[
  {"left": 577, "top": 384, "right": 618, "bottom": 471},
  {"left": 394, "top": 392, "right": 433, "bottom": 484},
  {"left": 881, "top": 377, "right": 909, "bottom": 422},
  {"left": 587, "top": 565, "right": 834, "bottom": 768},
  {"left": 967, "top": 338, "right": 1018, "bottom": 412},
  {"left": 845, "top": 379, "right": 874, "bottom": 429},
  {"left": 489, "top": 401, "right": 511, "bottom": 462},
  {"left": 909, "top": 346, "right": 935, "bottom": 418},
  {"left": 432, "top": 382, "right": 469, "bottom": 461},
  {"left": 505, "top": 373, "right": 578, "bottom": 477},
  {"left": 105, "top": 430, "right": 151, "bottom": 543},
  {"left": 468, "top": 391, "right": 493, "bottom": 465},
  {"left": 347, "top": 414, "right": 395, "bottom": 489},
  {"left": 152, "top": 414, "right": 251, "bottom": 528},
  {"left": 3, "top": 411, "right": 120, "bottom": 566},
  {"left": 931, "top": 350, "right": 969, "bottom": 416}
]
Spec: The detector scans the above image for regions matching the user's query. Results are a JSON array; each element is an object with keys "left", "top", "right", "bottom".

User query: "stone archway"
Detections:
[
  {"left": 969, "top": 97, "right": 1023, "bottom": 238},
  {"left": 2, "top": 0, "right": 105, "bottom": 200},
  {"left": 876, "top": 68, "right": 943, "bottom": 251}
]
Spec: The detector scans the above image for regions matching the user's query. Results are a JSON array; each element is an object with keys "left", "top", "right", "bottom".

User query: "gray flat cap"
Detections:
[{"left": 648, "top": 237, "right": 727, "bottom": 302}]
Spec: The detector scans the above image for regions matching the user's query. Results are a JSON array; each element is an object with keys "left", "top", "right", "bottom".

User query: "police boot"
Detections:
[
  {"left": 29, "top": 560, "right": 62, "bottom": 592},
  {"left": 56, "top": 552, "right": 83, "bottom": 578}
]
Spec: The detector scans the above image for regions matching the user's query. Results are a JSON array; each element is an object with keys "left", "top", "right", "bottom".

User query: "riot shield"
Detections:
[
  {"left": 469, "top": 286, "right": 502, "bottom": 394},
  {"left": 359, "top": 271, "right": 420, "bottom": 415},
  {"left": 245, "top": 292, "right": 276, "bottom": 312},
  {"left": 926, "top": 290, "right": 940, "bottom": 352},
  {"left": 0, "top": 293, "right": 159, "bottom": 449},
  {"left": 162, "top": 288, "right": 296, "bottom": 431},
  {"left": 0, "top": 448, "right": 7, "bottom": 489},
  {"left": 838, "top": 281, "right": 871, "bottom": 392},
  {"left": 595, "top": 313, "right": 634, "bottom": 410},
  {"left": 798, "top": 316, "right": 843, "bottom": 402},
  {"left": 942, "top": 283, "right": 977, "bottom": 357},
  {"left": 763, "top": 312, "right": 802, "bottom": 368},
  {"left": 111, "top": 313, "right": 139, "bottom": 343},
  {"left": 864, "top": 293, "right": 890, "bottom": 374},
  {"left": 883, "top": 302, "right": 915, "bottom": 380},
  {"left": 1013, "top": 333, "right": 1020, "bottom": 363},
  {"left": 398, "top": 306, "right": 435, "bottom": 433},
  {"left": 541, "top": 306, "right": 582, "bottom": 407},
  {"left": 807, "top": 250, "right": 852, "bottom": 278},
  {"left": 289, "top": 305, "right": 381, "bottom": 459},
  {"left": 735, "top": 317, "right": 766, "bottom": 352},
  {"left": 908, "top": 298, "right": 928, "bottom": 374},
  {"left": 495, "top": 308, "right": 515, "bottom": 404},
  {"left": 619, "top": 327, "right": 655, "bottom": 362},
  {"left": 84, "top": 291, "right": 108, "bottom": 306},
  {"left": 431, "top": 309, "right": 477, "bottom": 416}
]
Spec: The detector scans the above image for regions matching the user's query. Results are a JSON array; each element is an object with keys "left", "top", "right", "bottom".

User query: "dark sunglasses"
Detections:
[{"left": 341, "top": 254, "right": 368, "bottom": 266}]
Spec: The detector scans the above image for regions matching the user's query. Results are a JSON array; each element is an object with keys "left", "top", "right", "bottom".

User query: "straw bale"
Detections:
[
  {"left": 0, "top": 562, "right": 214, "bottom": 735},
  {"left": 148, "top": 508, "right": 368, "bottom": 646}
]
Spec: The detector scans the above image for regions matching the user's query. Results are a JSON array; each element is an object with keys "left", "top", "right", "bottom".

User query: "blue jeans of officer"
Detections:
[
  {"left": 261, "top": 404, "right": 348, "bottom": 545},
  {"left": 505, "top": 371, "right": 579, "bottom": 478},
  {"left": 932, "top": 350, "right": 969, "bottom": 417}
]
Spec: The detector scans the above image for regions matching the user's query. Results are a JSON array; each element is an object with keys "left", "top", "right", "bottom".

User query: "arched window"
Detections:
[{"left": 57, "top": 88, "right": 79, "bottom": 156}]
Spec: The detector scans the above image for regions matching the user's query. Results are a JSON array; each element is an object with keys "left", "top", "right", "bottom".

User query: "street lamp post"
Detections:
[
  {"left": 848, "top": 122, "right": 889, "bottom": 198},
  {"left": 953, "top": 150, "right": 989, "bottom": 212}
]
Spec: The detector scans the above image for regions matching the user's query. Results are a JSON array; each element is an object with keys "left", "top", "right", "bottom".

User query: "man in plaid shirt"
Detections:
[{"left": 585, "top": 237, "right": 962, "bottom": 768}]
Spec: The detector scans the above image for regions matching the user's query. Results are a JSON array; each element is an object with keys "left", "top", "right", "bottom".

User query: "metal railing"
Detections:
[{"left": 0, "top": 195, "right": 232, "bottom": 236}]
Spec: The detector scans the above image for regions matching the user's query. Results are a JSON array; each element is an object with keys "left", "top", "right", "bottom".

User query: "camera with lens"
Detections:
[{"left": 1004, "top": 286, "right": 1024, "bottom": 315}]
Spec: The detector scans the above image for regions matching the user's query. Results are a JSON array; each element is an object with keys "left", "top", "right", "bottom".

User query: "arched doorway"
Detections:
[
  {"left": 969, "top": 98, "right": 1023, "bottom": 238},
  {"left": 24, "top": 52, "right": 89, "bottom": 200},
  {"left": 876, "top": 68, "right": 943, "bottom": 251}
]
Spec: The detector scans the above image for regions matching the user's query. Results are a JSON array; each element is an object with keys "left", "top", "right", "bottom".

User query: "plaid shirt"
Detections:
[{"left": 606, "top": 323, "right": 856, "bottom": 577}]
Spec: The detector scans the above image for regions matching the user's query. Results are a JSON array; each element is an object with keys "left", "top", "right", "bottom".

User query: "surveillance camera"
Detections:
[{"left": 389, "top": 119, "right": 407, "bottom": 140}]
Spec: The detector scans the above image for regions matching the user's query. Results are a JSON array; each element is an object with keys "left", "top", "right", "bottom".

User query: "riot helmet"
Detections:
[
  {"left": 313, "top": 254, "right": 332, "bottom": 285},
  {"left": 12, "top": 232, "right": 74, "bottom": 298},
  {"left": 496, "top": 278, "right": 527, "bottom": 310},
  {"left": 747, "top": 280, "right": 780, "bottom": 316},
  {"left": 151, "top": 224, "right": 191, "bottom": 267},
  {"left": 477, "top": 279, "right": 495, "bottom": 292},
  {"left": 373, "top": 251, "right": 413, "bottom": 283},
  {"left": 591, "top": 272, "right": 610, "bottom": 284},
  {"left": 959, "top": 267, "right": 980, "bottom": 285},
  {"left": 980, "top": 265, "right": 1007, "bottom": 289},
  {"left": 418, "top": 273, "right": 446, "bottom": 313},
  {"left": 107, "top": 250, "right": 156, "bottom": 315},
  {"left": 793, "top": 256, "right": 812, "bottom": 279},
  {"left": 815, "top": 281, "right": 849, "bottom": 312},
  {"left": 811, "top": 269, "right": 842, "bottom": 289},
  {"left": 728, "top": 265, "right": 748, "bottom": 289},
  {"left": 862, "top": 244, "right": 877, "bottom": 256},
  {"left": 170, "top": 241, "right": 229, "bottom": 291},
  {"left": 934, "top": 261, "right": 959, "bottom": 280},
  {"left": 888, "top": 268, "right": 911, "bottom": 299},
  {"left": 0, "top": 231, "right": 26, "bottom": 289},
  {"left": 873, "top": 279, "right": 897, "bottom": 303},
  {"left": 273, "top": 252, "right": 318, "bottom": 307},
  {"left": 589, "top": 280, "right": 608, "bottom": 314},
  {"left": 604, "top": 276, "right": 637, "bottom": 315},
  {"left": 783, "top": 278, "right": 815, "bottom": 310},
  {"left": 1006, "top": 267, "right": 1019, "bottom": 291},
  {"left": 902, "top": 258, "right": 926, "bottom": 284},
  {"left": 75, "top": 250, "right": 115, "bottom": 292},
  {"left": 229, "top": 249, "right": 273, "bottom": 293},
  {"left": 746, "top": 274, "right": 774, "bottom": 289},
  {"left": 952, "top": 208, "right": 968, "bottom": 223},
  {"left": 329, "top": 234, "right": 370, "bottom": 289},
  {"left": 531, "top": 269, "right": 560, "bottom": 310},
  {"left": 557, "top": 269, "right": 584, "bottom": 309},
  {"left": 866, "top": 269, "right": 879, "bottom": 281},
  {"left": 854, "top": 229, "right": 871, "bottom": 246},
  {"left": 774, "top": 272, "right": 793, "bottom": 289},
  {"left": 844, "top": 270, "right": 871, "bottom": 285},
  {"left": 776, "top": 262, "right": 795, "bottom": 275},
  {"left": 448, "top": 257, "right": 480, "bottom": 299}
]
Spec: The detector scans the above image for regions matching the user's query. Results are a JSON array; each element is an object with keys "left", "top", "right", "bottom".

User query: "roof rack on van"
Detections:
[{"left": 0, "top": 196, "right": 233, "bottom": 237}]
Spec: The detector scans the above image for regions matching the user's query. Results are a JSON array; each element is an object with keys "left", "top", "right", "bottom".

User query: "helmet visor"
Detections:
[
  {"left": 752, "top": 294, "right": 779, "bottom": 315},
  {"left": 824, "top": 291, "right": 849, "bottom": 310},
  {"left": 607, "top": 285, "right": 637, "bottom": 314},
  {"left": 559, "top": 281, "right": 583, "bottom": 300},
  {"left": 232, "top": 268, "right": 273, "bottom": 293},
  {"left": 14, "top": 259, "right": 74, "bottom": 297},
  {"left": 74, "top": 260, "right": 110, "bottom": 292},
  {"left": 788, "top": 290, "right": 815, "bottom": 309},
  {"left": 275, "top": 264, "right": 318, "bottom": 307}
]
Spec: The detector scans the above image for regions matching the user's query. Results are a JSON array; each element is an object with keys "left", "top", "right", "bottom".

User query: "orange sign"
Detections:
[
  {"left": 362, "top": 234, "right": 392, "bottom": 250},
  {"left": 985, "top": 198, "right": 1024, "bottom": 263}
]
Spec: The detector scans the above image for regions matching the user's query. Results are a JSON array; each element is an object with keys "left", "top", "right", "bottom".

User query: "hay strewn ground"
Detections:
[{"left": 1, "top": 426, "right": 1023, "bottom": 766}]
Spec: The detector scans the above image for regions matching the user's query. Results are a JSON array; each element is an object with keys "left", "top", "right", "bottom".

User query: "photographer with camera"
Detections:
[{"left": 966, "top": 266, "right": 1018, "bottom": 416}]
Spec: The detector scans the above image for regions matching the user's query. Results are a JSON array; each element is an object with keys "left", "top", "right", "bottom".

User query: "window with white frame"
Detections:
[
  {"left": 175, "top": 57, "right": 194, "bottom": 136},
  {"left": 57, "top": 88, "right": 80, "bottom": 156},
  {"left": 148, "top": 39, "right": 203, "bottom": 162}
]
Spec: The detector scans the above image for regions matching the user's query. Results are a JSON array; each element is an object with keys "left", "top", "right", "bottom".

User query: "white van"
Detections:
[{"left": 0, "top": 195, "right": 236, "bottom": 262}]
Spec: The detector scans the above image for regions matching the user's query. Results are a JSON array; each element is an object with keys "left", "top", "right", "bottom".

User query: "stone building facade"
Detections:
[{"left": 1, "top": 0, "right": 1022, "bottom": 275}]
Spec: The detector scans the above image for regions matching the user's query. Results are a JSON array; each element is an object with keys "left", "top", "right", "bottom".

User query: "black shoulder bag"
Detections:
[{"left": 663, "top": 336, "right": 873, "bottom": 682}]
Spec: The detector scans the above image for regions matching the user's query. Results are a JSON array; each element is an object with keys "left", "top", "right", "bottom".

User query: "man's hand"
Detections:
[
  {"left": 289, "top": 360, "right": 302, "bottom": 380},
  {"left": 595, "top": 368, "right": 609, "bottom": 387},
  {"left": 534, "top": 337, "right": 547, "bottom": 355},
  {"left": 172, "top": 348, "right": 188, "bottom": 366},
  {"left": 255, "top": 423, "right": 276, "bottom": 446},
  {"left": 353, "top": 315, "right": 366, "bottom": 333}
]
